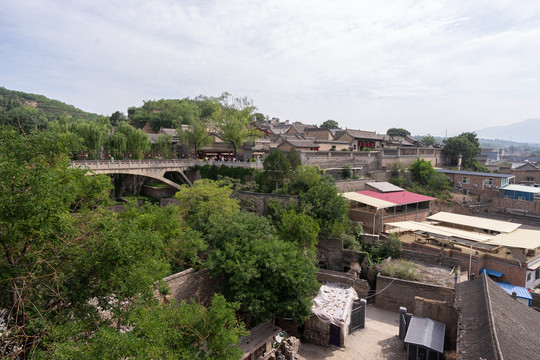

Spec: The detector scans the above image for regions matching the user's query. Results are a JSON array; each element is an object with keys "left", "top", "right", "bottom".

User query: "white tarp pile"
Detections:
[{"left": 311, "top": 283, "right": 359, "bottom": 328}]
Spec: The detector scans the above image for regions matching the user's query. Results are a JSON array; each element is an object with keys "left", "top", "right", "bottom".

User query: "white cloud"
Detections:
[{"left": 1, "top": 0, "right": 540, "bottom": 135}]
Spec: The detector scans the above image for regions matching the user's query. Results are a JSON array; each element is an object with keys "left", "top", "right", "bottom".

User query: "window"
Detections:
[
  {"left": 528, "top": 273, "right": 532, "bottom": 281},
  {"left": 518, "top": 196, "right": 527, "bottom": 201},
  {"left": 527, "top": 177, "right": 534, "bottom": 181},
  {"left": 253, "top": 344, "right": 266, "bottom": 359},
  {"left": 536, "top": 269, "right": 539, "bottom": 280},
  {"left": 487, "top": 178, "right": 493, "bottom": 185},
  {"left": 462, "top": 177, "right": 470, "bottom": 184}
]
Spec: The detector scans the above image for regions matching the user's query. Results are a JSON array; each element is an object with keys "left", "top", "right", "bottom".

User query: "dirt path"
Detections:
[{"left": 297, "top": 305, "right": 406, "bottom": 360}]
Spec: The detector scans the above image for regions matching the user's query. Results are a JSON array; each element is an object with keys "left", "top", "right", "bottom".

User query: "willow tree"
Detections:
[{"left": 115, "top": 121, "right": 150, "bottom": 158}]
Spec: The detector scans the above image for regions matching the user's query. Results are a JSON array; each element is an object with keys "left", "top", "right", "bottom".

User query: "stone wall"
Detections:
[
  {"left": 414, "top": 297, "right": 458, "bottom": 350},
  {"left": 316, "top": 269, "right": 370, "bottom": 298},
  {"left": 143, "top": 184, "right": 177, "bottom": 199},
  {"left": 163, "top": 268, "right": 219, "bottom": 306},
  {"left": 235, "top": 191, "right": 298, "bottom": 216},
  {"left": 401, "top": 242, "right": 527, "bottom": 286},
  {"left": 400, "top": 249, "right": 461, "bottom": 269},
  {"left": 317, "top": 238, "right": 349, "bottom": 271},
  {"left": 303, "top": 315, "right": 331, "bottom": 347},
  {"left": 375, "top": 274, "right": 455, "bottom": 313},
  {"left": 334, "top": 179, "right": 370, "bottom": 192}
]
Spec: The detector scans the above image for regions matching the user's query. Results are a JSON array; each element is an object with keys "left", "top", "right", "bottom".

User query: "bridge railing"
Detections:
[{"left": 70, "top": 159, "right": 263, "bottom": 170}]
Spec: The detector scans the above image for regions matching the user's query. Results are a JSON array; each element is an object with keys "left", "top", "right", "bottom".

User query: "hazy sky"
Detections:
[{"left": 2, "top": 1, "right": 540, "bottom": 136}]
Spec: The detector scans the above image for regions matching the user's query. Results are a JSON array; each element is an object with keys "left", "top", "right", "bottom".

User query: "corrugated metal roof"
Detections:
[
  {"left": 385, "top": 221, "right": 494, "bottom": 242},
  {"left": 496, "top": 282, "right": 532, "bottom": 301},
  {"left": 485, "top": 229, "right": 540, "bottom": 249},
  {"left": 357, "top": 190, "right": 435, "bottom": 205},
  {"left": 480, "top": 268, "right": 504, "bottom": 277},
  {"left": 404, "top": 316, "right": 445, "bottom": 354},
  {"left": 427, "top": 212, "right": 521, "bottom": 233},
  {"left": 365, "top": 182, "right": 404, "bottom": 193},
  {"left": 436, "top": 169, "right": 515, "bottom": 178},
  {"left": 501, "top": 184, "right": 540, "bottom": 194},
  {"left": 342, "top": 192, "right": 395, "bottom": 209}
]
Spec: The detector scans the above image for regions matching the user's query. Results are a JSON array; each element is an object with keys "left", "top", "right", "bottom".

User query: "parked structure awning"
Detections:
[
  {"left": 480, "top": 268, "right": 503, "bottom": 278},
  {"left": 485, "top": 229, "right": 540, "bottom": 249},
  {"left": 342, "top": 192, "right": 395, "bottom": 209},
  {"left": 385, "top": 221, "right": 494, "bottom": 243},
  {"left": 427, "top": 212, "right": 521, "bottom": 233}
]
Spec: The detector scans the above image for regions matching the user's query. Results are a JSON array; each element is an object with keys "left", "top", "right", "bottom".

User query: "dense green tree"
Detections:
[
  {"left": 275, "top": 209, "right": 320, "bottom": 252},
  {"left": 208, "top": 235, "right": 319, "bottom": 323},
  {"left": 409, "top": 158, "right": 436, "bottom": 186},
  {"left": 108, "top": 111, "right": 127, "bottom": 126},
  {"left": 37, "top": 295, "right": 246, "bottom": 360},
  {"left": 205, "top": 211, "right": 272, "bottom": 250},
  {"left": 299, "top": 178, "right": 350, "bottom": 238},
  {"left": 286, "top": 165, "right": 325, "bottom": 195},
  {"left": 0, "top": 106, "right": 48, "bottom": 134},
  {"left": 421, "top": 134, "right": 436, "bottom": 147},
  {"left": 174, "top": 179, "right": 240, "bottom": 233},
  {"left": 386, "top": 128, "right": 411, "bottom": 137},
  {"left": 0, "top": 129, "right": 246, "bottom": 358},
  {"left": 257, "top": 149, "right": 290, "bottom": 192},
  {"left": 320, "top": 119, "right": 339, "bottom": 129},
  {"left": 442, "top": 132, "right": 481, "bottom": 169},
  {"left": 286, "top": 147, "right": 302, "bottom": 172},
  {"left": 254, "top": 112, "right": 266, "bottom": 122}
]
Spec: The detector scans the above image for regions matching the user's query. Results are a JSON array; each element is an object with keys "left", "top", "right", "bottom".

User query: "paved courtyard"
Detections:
[{"left": 297, "top": 305, "right": 406, "bottom": 360}]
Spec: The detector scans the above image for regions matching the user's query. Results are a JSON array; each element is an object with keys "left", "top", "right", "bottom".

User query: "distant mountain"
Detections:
[
  {"left": 476, "top": 118, "right": 540, "bottom": 144},
  {"left": 0, "top": 86, "right": 99, "bottom": 121}
]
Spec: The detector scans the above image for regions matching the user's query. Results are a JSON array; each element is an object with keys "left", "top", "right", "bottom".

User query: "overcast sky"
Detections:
[{"left": 2, "top": 1, "right": 540, "bottom": 136}]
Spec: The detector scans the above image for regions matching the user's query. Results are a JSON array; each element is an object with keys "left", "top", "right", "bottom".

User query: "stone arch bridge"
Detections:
[{"left": 70, "top": 159, "right": 262, "bottom": 189}]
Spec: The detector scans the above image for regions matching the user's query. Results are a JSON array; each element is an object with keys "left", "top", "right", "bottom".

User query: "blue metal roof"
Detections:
[
  {"left": 436, "top": 169, "right": 514, "bottom": 178},
  {"left": 404, "top": 316, "right": 445, "bottom": 353},
  {"left": 496, "top": 282, "right": 532, "bottom": 301},
  {"left": 480, "top": 268, "right": 503, "bottom": 278}
]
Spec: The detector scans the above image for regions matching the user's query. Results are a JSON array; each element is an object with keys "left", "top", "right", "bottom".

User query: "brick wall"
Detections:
[
  {"left": 494, "top": 197, "right": 540, "bottom": 214},
  {"left": 414, "top": 297, "right": 457, "bottom": 350},
  {"left": 163, "top": 268, "right": 219, "bottom": 306},
  {"left": 375, "top": 274, "right": 455, "bottom": 313}
]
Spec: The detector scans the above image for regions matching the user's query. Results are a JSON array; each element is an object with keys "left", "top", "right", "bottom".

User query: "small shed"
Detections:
[
  {"left": 304, "top": 283, "right": 365, "bottom": 347},
  {"left": 404, "top": 316, "right": 445, "bottom": 360},
  {"left": 239, "top": 322, "right": 281, "bottom": 360}
]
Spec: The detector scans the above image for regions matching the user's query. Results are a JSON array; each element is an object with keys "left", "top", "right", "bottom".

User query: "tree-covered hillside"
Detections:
[{"left": 0, "top": 86, "right": 100, "bottom": 123}]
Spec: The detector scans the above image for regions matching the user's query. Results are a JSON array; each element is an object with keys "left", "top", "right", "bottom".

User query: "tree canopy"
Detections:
[
  {"left": 386, "top": 128, "right": 411, "bottom": 137},
  {"left": 0, "top": 129, "right": 245, "bottom": 359},
  {"left": 442, "top": 132, "right": 481, "bottom": 170},
  {"left": 320, "top": 119, "right": 339, "bottom": 129}
]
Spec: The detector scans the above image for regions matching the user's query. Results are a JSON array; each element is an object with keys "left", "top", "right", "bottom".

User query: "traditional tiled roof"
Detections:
[
  {"left": 342, "top": 129, "right": 386, "bottom": 140},
  {"left": 456, "top": 274, "right": 540, "bottom": 360}
]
